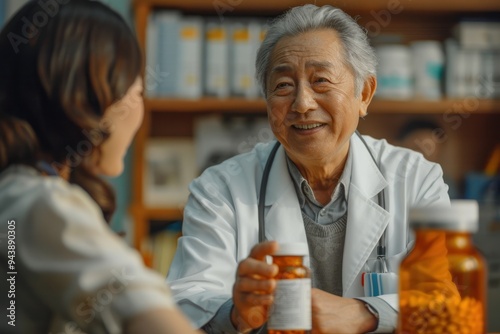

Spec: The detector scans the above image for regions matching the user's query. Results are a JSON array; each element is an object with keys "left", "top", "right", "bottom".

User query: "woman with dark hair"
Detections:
[{"left": 0, "top": 1, "right": 199, "bottom": 333}]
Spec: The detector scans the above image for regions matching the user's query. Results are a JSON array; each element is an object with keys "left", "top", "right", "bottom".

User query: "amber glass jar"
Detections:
[
  {"left": 398, "top": 200, "right": 487, "bottom": 334},
  {"left": 268, "top": 242, "right": 311, "bottom": 334}
]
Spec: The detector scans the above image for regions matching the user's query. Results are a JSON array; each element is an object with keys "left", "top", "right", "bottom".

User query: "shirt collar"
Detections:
[{"left": 285, "top": 147, "right": 353, "bottom": 207}]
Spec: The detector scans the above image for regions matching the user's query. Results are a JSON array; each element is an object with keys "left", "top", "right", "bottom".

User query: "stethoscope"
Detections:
[{"left": 258, "top": 130, "right": 388, "bottom": 273}]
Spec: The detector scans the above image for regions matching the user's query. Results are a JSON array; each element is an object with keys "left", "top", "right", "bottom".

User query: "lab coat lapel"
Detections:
[
  {"left": 343, "top": 135, "right": 390, "bottom": 295},
  {"left": 263, "top": 145, "right": 309, "bottom": 253}
]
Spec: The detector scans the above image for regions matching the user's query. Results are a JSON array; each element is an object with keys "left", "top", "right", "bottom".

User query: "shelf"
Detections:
[
  {"left": 131, "top": 205, "right": 184, "bottom": 221},
  {"left": 134, "top": 0, "right": 500, "bottom": 13},
  {"left": 131, "top": 0, "right": 500, "bottom": 251},
  {"left": 145, "top": 97, "right": 266, "bottom": 113},
  {"left": 369, "top": 98, "right": 500, "bottom": 114},
  {"left": 144, "top": 208, "right": 183, "bottom": 220},
  {"left": 144, "top": 97, "right": 500, "bottom": 114}
]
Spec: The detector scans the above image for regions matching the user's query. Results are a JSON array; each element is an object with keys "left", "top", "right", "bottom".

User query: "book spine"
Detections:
[
  {"left": 144, "top": 13, "right": 159, "bottom": 97},
  {"left": 157, "top": 11, "right": 181, "bottom": 97},
  {"left": 229, "top": 22, "right": 253, "bottom": 97},
  {"left": 178, "top": 17, "right": 203, "bottom": 99},
  {"left": 204, "top": 22, "right": 229, "bottom": 98}
]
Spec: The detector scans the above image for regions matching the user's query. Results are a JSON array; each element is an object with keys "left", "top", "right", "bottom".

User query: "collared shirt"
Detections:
[{"left": 285, "top": 147, "right": 353, "bottom": 224}]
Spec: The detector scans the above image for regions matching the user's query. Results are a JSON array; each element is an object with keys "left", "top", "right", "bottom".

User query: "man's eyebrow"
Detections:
[
  {"left": 270, "top": 61, "right": 335, "bottom": 75},
  {"left": 270, "top": 64, "right": 293, "bottom": 75},
  {"left": 305, "top": 60, "right": 334, "bottom": 69}
]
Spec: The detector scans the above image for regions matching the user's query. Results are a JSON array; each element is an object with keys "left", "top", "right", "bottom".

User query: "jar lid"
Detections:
[
  {"left": 409, "top": 200, "right": 479, "bottom": 232},
  {"left": 274, "top": 242, "right": 309, "bottom": 256}
]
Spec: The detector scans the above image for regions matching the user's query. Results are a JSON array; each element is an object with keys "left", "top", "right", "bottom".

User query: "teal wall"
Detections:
[
  {"left": 107, "top": 147, "right": 134, "bottom": 234},
  {"left": 0, "top": 1, "right": 5, "bottom": 29},
  {"left": 101, "top": 0, "right": 132, "bottom": 23}
]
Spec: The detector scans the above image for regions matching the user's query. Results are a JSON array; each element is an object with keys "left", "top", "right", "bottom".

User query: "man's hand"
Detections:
[
  {"left": 231, "top": 241, "right": 279, "bottom": 333},
  {"left": 311, "top": 288, "right": 378, "bottom": 334}
]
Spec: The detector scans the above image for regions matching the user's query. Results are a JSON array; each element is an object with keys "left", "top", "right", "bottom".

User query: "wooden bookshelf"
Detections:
[
  {"left": 145, "top": 97, "right": 266, "bottom": 113},
  {"left": 130, "top": 0, "right": 500, "bottom": 251},
  {"left": 145, "top": 97, "right": 500, "bottom": 114},
  {"left": 133, "top": 0, "right": 500, "bottom": 13}
]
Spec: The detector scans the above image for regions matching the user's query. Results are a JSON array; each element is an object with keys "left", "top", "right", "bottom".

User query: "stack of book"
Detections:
[{"left": 145, "top": 11, "right": 268, "bottom": 99}]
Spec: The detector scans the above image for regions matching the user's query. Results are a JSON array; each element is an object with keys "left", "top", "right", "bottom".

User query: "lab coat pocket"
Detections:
[
  {"left": 386, "top": 244, "right": 413, "bottom": 274},
  {"left": 362, "top": 247, "right": 410, "bottom": 297}
]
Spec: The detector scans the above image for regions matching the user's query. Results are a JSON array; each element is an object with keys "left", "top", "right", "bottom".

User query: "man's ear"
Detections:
[{"left": 359, "top": 76, "right": 377, "bottom": 118}]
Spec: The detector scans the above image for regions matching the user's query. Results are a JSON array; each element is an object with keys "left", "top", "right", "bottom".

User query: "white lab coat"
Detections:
[{"left": 167, "top": 134, "right": 450, "bottom": 328}]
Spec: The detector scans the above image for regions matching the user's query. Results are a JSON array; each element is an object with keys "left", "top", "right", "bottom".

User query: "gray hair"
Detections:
[{"left": 256, "top": 4, "right": 377, "bottom": 97}]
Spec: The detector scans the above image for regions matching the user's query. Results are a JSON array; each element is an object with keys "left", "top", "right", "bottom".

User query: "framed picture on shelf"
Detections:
[{"left": 143, "top": 138, "right": 196, "bottom": 208}]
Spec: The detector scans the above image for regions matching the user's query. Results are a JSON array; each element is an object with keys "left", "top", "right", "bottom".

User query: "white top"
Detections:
[
  {"left": 409, "top": 199, "right": 479, "bottom": 232},
  {"left": 0, "top": 165, "right": 174, "bottom": 334},
  {"left": 274, "top": 242, "right": 309, "bottom": 256}
]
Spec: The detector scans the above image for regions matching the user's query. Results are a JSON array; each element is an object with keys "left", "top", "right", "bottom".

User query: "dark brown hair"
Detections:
[{"left": 0, "top": 0, "right": 142, "bottom": 222}]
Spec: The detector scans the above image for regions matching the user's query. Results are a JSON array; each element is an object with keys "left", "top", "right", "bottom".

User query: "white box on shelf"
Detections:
[
  {"left": 410, "top": 41, "right": 444, "bottom": 100},
  {"left": 375, "top": 44, "right": 413, "bottom": 99},
  {"left": 144, "top": 138, "right": 196, "bottom": 208}
]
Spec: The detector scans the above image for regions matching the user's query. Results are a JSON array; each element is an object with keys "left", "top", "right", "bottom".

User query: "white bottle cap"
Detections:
[
  {"left": 409, "top": 200, "right": 479, "bottom": 233},
  {"left": 274, "top": 242, "right": 309, "bottom": 256}
]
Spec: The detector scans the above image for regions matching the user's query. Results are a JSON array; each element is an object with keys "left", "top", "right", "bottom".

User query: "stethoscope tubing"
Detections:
[{"left": 257, "top": 131, "right": 388, "bottom": 265}]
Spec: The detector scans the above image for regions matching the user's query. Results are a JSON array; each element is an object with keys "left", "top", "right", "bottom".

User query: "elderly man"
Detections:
[{"left": 167, "top": 4, "right": 450, "bottom": 333}]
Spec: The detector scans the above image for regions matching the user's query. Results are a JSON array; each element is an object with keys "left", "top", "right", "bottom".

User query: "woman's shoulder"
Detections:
[{"left": 0, "top": 165, "right": 101, "bottom": 220}]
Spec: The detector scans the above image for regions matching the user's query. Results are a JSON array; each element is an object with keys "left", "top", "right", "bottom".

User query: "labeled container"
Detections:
[
  {"left": 268, "top": 242, "right": 311, "bottom": 334},
  {"left": 375, "top": 44, "right": 413, "bottom": 99},
  {"left": 398, "top": 200, "right": 487, "bottom": 334},
  {"left": 410, "top": 40, "right": 444, "bottom": 100}
]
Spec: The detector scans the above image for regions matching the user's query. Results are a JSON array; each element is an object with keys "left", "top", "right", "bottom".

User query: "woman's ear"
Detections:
[{"left": 359, "top": 76, "right": 377, "bottom": 118}]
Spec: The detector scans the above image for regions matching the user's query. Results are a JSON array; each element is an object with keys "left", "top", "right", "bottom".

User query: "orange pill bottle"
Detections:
[
  {"left": 268, "top": 242, "right": 311, "bottom": 334},
  {"left": 398, "top": 200, "right": 487, "bottom": 334}
]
